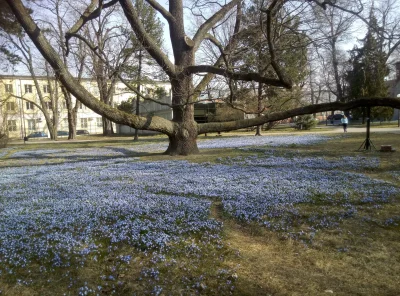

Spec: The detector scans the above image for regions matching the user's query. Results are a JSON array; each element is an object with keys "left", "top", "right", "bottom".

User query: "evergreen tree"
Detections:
[
  {"left": 347, "top": 13, "right": 393, "bottom": 121},
  {"left": 235, "top": 0, "right": 308, "bottom": 134},
  {"left": 0, "top": 0, "right": 24, "bottom": 68}
]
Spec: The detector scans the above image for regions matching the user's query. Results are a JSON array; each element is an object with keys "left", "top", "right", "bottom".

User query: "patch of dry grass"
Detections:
[{"left": 222, "top": 211, "right": 400, "bottom": 296}]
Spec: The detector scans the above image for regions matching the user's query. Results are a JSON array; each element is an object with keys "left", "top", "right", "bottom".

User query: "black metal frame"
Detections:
[{"left": 358, "top": 106, "right": 376, "bottom": 151}]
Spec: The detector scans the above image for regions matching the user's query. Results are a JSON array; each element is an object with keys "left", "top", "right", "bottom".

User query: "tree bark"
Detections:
[
  {"left": 255, "top": 82, "right": 263, "bottom": 136},
  {"left": 134, "top": 48, "right": 143, "bottom": 141},
  {"left": 62, "top": 87, "right": 78, "bottom": 139},
  {"left": 167, "top": 72, "right": 199, "bottom": 155},
  {"left": 165, "top": 122, "right": 199, "bottom": 155}
]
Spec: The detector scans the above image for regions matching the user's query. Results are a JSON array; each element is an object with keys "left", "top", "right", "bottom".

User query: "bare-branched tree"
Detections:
[{"left": 4, "top": 0, "right": 400, "bottom": 155}]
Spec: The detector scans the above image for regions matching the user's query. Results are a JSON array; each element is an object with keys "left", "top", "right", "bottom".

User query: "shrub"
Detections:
[{"left": 293, "top": 115, "right": 318, "bottom": 130}]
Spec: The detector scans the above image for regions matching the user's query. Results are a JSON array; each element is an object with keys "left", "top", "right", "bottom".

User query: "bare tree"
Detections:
[
  {"left": 81, "top": 4, "right": 134, "bottom": 135},
  {"left": 311, "top": 0, "right": 356, "bottom": 102},
  {"left": 35, "top": 0, "right": 87, "bottom": 139},
  {"left": 4, "top": 34, "right": 61, "bottom": 139},
  {"left": 5, "top": 0, "right": 400, "bottom": 155}
]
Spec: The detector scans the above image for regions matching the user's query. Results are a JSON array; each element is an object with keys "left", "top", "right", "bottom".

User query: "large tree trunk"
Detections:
[
  {"left": 63, "top": 89, "right": 77, "bottom": 139},
  {"left": 103, "top": 117, "right": 113, "bottom": 136},
  {"left": 67, "top": 109, "right": 77, "bottom": 139},
  {"left": 166, "top": 71, "right": 199, "bottom": 155},
  {"left": 165, "top": 123, "right": 199, "bottom": 155}
]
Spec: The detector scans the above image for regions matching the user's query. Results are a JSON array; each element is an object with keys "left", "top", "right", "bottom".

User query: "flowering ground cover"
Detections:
[
  {"left": 0, "top": 159, "right": 234, "bottom": 294},
  {"left": 1, "top": 133, "right": 400, "bottom": 295},
  {"left": 390, "top": 171, "right": 400, "bottom": 181},
  {"left": 5, "top": 134, "right": 330, "bottom": 164}
]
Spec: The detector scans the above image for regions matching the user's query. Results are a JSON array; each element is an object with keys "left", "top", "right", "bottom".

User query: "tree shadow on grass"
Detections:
[{"left": 1, "top": 147, "right": 167, "bottom": 168}]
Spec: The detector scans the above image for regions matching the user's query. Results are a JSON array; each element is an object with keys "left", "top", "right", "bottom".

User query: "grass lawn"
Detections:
[{"left": 0, "top": 130, "right": 399, "bottom": 295}]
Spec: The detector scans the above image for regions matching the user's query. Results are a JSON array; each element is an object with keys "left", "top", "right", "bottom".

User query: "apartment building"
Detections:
[{"left": 0, "top": 75, "right": 171, "bottom": 138}]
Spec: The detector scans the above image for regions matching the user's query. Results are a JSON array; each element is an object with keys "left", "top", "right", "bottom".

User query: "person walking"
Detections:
[{"left": 341, "top": 115, "right": 348, "bottom": 132}]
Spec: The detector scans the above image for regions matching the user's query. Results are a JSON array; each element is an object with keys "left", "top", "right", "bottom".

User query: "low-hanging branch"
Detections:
[{"left": 198, "top": 97, "right": 400, "bottom": 134}]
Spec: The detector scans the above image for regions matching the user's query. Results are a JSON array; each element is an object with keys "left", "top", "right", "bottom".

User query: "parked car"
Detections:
[
  {"left": 327, "top": 114, "right": 344, "bottom": 121},
  {"left": 27, "top": 132, "right": 48, "bottom": 138},
  {"left": 57, "top": 130, "right": 69, "bottom": 137},
  {"left": 76, "top": 130, "right": 89, "bottom": 135}
]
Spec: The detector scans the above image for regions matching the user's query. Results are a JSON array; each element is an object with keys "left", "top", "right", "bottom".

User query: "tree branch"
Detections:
[
  {"left": 118, "top": 75, "right": 174, "bottom": 108},
  {"left": 309, "top": 0, "right": 400, "bottom": 57},
  {"left": 118, "top": 0, "right": 176, "bottom": 77},
  {"left": 263, "top": 0, "right": 293, "bottom": 88},
  {"left": 8, "top": 94, "right": 46, "bottom": 114},
  {"left": 193, "top": 2, "right": 243, "bottom": 97},
  {"left": 198, "top": 97, "right": 400, "bottom": 134},
  {"left": 65, "top": 0, "right": 119, "bottom": 55},
  {"left": 204, "top": 33, "right": 226, "bottom": 55},
  {"left": 192, "top": 0, "right": 240, "bottom": 52},
  {"left": 186, "top": 65, "right": 293, "bottom": 88},
  {"left": 144, "top": 0, "right": 175, "bottom": 24},
  {"left": 5, "top": 0, "right": 176, "bottom": 136}
]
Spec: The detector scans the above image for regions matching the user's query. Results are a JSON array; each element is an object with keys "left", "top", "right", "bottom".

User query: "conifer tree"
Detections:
[
  {"left": 347, "top": 12, "right": 393, "bottom": 122},
  {"left": 235, "top": 0, "right": 308, "bottom": 134},
  {"left": 0, "top": 0, "right": 24, "bottom": 68}
]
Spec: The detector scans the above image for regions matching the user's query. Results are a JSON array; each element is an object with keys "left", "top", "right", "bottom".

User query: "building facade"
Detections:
[{"left": 0, "top": 75, "right": 171, "bottom": 138}]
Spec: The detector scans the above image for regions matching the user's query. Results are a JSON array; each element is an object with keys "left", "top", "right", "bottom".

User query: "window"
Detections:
[
  {"left": 92, "top": 87, "right": 99, "bottom": 96},
  {"left": 24, "top": 84, "right": 33, "bottom": 93},
  {"left": 96, "top": 117, "right": 103, "bottom": 127},
  {"left": 43, "top": 85, "right": 50, "bottom": 93},
  {"left": 62, "top": 118, "right": 68, "bottom": 127},
  {"left": 27, "top": 119, "right": 36, "bottom": 131},
  {"left": 5, "top": 84, "right": 13, "bottom": 93},
  {"left": 44, "top": 101, "right": 52, "bottom": 110},
  {"left": 26, "top": 101, "right": 35, "bottom": 110},
  {"left": 79, "top": 102, "right": 83, "bottom": 109},
  {"left": 7, "top": 120, "right": 17, "bottom": 132},
  {"left": 81, "top": 118, "right": 88, "bottom": 128},
  {"left": 6, "top": 102, "right": 15, "bottom": 111}
]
